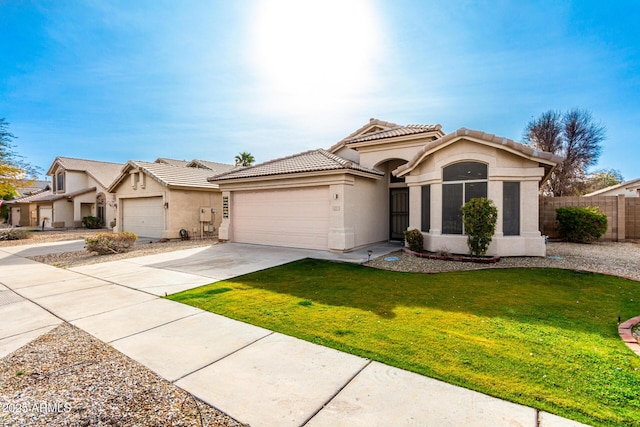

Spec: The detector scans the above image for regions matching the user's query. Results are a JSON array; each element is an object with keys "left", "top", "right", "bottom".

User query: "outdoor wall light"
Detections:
[
  {"left": 334, "top": 193, "right": 339, "bottom": 200},
  {"left": 164, "top": 202, "right": 169, "bottom": 209}
]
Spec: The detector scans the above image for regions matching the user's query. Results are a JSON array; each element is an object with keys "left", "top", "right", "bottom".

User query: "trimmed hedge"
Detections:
[
  {"left": 404, "top": 229, "right": 424, "bottom": 252},
  {"left": 555, "top": 206, "right": 607, "bottom": 243},
  {"left": 85, "top": 232, "right": 138, "bottom": 255},
  {"left": 82, "top": 216, "right": 104, "bottom": 229}
]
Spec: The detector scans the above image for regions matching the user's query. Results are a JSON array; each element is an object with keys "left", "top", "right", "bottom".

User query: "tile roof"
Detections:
[
  {"left": 46, "top": 157, "right": 124, "bottom": 188},
  {"left": 186, "top": 160, "right": 237, "bottom": 175},
  {"left": 14, "top": 180, "right": 51, "bottom": 197},
  {"left": 209, "top": 149, "right": 384, "bottom": 182},
  {"left": 395, "top": 128, "right": 564, "bottom": 178},
  {"left": 155, "top": 158, "right": 191, "bottom": 167},
  {"left": 109, "top": 161, "right": 221, "bottom": 191},
  {"left": 9, "top": 187, "right": 98, "bottom": 204},
  {"left": 6, "top": 188, "right": 52, "bottom": 204},
  {"left": 343, "top": 124, "right": 443, "bottom": 144}
]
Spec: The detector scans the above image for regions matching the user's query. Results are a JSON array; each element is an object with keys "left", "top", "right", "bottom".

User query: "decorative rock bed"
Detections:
[{"left": 402, "top": 247, "right": 500, "bottom": 264}]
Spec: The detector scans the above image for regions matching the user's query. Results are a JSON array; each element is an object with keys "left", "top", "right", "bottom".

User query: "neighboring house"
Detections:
[
  {"left": 210, "top": 119, "right": 561, "bottom": 257},
  {"left": 46, "top": 157, "right": 123, "bottom": 228},
  {"left": 108, "top": 160, "right": 229, "bottom": 239},
  {"left": 6, "top": 182, "right": 52, "bottom": 227},
  {"left": 583, "top": 178, "right": 640, "bottom": 197}
]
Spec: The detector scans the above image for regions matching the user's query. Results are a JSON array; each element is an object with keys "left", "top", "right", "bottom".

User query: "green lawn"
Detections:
[{"left": 168, "top": 259, "right": 640, "bottom": 427}]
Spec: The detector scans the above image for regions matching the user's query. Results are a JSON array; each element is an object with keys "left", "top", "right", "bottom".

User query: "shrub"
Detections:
[
  {"left": 555, "top": 206, "right": 607, "bottom": 243},
  {"left": 461, "top": 198, "right": 498, "bottom": 256},
  {"left": 85, "top": 232, "right": 137, "bottom": 255},
  {"left": 82, "top": 216, "right": 104, "bottom": 229},
  {"left": 0, "top": 228, "right": 30, "bottom": 241},
  {"left": 404, "top": 228, "right": 424, "bottom": 252}
]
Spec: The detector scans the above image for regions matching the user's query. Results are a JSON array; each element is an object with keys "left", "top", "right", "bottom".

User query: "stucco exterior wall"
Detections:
[
  {"left": 166, "top": 190, "right": 222, "bottom": 239},
  {"left": 406, "top": 138, "right": 547, "bottom": 257},
  {"left": 52, "top": 199, "right": 73, "bottom": 227},
  {"left": 112, "top": 172, "right": 222, "bottom": 239}
]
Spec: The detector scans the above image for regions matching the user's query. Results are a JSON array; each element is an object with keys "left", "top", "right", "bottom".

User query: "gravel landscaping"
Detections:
[
  {"left": 0, "top": 323, "right": 246, "bottom": 427},
  {"left": 366, "top": 240, "right": 640, "bottom": 282}
]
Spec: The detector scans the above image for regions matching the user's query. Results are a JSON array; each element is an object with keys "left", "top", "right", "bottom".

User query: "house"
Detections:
[
  {"left": 45, "top": 157, "right": 123, "bottom": 228},
  {"left": 6, "top": 181, "right": 52, "bottom": 227},
  {"left": 210, "top": 119, "right": 561, "bottom": 257},
  {"left": 108, "top": 160, "right": 233, "bottom": 239},
  {"left": 583, "top": 178, "right": 640, "bottom": 197}
]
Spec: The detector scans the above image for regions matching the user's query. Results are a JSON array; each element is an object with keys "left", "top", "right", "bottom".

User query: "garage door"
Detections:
[
  {"left": 39, "top": 207, "right": 52, "bottom": 228},
  {"left": 122, "top": 197, "right": 163, "bottom": 238},
  {"left": 233, "top": 187, "right": 329, "bottom": 250}
]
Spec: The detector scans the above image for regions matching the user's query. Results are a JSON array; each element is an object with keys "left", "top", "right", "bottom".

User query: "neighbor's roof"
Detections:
[
  {"left": 9, "top": 187, "right": 97, "bottom": 204},
  {"left": 583, "top": 178, "right": 640, "bottom": 196},
  {"left": 108, "top": 161, "right": 220, "bottom": 192},
  {"left": 14, "top": 180, "right": 51, "bottom": 197},
  {"left": 154, "top": 158, "right": 191, "bottom": 167},
  {"left": 395, "top": 128, "right": 564, "bottom": 178},
  {"left": 209, "top": 149, "right": 384, "bottom": 182},
  {"left": 6, "top": 187, "right": 52, "bottom": 204},
  {"left": 186, "top": 160, "right": 237, "bottom": 174},
  {"left": 46, "top": 157, "right": 124, "bottom": 188}
]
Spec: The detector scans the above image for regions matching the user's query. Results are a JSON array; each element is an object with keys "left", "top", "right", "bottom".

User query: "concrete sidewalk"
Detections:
[{"left": 0, "top": 243, "right": 589, "bottom": 427}]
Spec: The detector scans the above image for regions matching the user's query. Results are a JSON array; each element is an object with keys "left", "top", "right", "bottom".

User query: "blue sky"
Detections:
[{"left": 1, "top": 1, "right": 638, "bottom": 180}]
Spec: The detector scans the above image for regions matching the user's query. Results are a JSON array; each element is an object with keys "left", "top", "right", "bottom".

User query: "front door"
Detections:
[{"left": 390, "top": 188, "right": 409, "bottom": 240}]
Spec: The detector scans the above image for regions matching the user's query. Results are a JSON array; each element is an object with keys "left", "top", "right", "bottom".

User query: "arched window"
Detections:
[
  {"left": 442, "top": 162, "right": 487, "bottom": 234},
  {"left": 96, "top": 193, "right": 105, "bottom": 223},
  {"left": 56, "top": 172, "right": 65, "bottom": 192}
]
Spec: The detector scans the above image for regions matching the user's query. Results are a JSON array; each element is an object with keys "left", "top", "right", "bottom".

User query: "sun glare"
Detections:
[{"left": 248, "top": 0, "right": 382, "bottom": 117}]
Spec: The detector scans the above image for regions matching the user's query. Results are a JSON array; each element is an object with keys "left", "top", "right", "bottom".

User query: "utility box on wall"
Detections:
[{"left": 199, "top": 207, "right": 212, "bottom": 222}]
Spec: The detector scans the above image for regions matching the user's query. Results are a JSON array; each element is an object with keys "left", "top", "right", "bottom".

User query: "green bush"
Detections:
[
  {"left": 85, "top": 232, "right": 137, "bottom": 255},
  {"left": 461, "top": 198, "right": 498, "bottom": 256},
  {"left": 82, "top": 216, "right": 104, "bottom": 229},
  {"left": 0, "top": 228, "right": 30, "bottom": 241},
  {"left": 555, "top": 206, "right": 607, "bottom": 243},
  {"left": 404, "top": 228, "right": 424, "bottom": 252}
]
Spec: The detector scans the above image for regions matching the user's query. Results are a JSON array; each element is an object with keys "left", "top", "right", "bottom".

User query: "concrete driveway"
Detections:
[{"left": 69, "top": 242, "right": 402, "bottom": 296}]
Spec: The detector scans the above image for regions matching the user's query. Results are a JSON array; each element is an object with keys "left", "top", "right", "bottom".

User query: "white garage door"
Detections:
[
  {"left": 233, "top": 187, "right": 330, "bottom": 250},
  {"left": 122, "top": 197, "right": 163, "bottom": 238},
  {"left": 39, "top": 207, "right": 52, "bottom": 228}
]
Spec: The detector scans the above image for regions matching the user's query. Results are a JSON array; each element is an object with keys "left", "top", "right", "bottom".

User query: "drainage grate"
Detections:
[{"left": 0, "top": 290, "right": 24, "bottom": 306}]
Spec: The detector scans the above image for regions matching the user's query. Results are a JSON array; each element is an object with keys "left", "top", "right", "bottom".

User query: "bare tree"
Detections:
[{"left": 524, "top": 109, "right": 605, "bottom": 196}]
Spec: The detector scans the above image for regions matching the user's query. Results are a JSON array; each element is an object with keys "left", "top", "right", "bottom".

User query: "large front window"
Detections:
[{"left": 442, "top": 162, "right": 487, "bottom": 234}]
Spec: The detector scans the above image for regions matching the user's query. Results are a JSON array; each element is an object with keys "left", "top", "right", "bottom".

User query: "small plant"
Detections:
[
  {"left": 436, "top": 246, "right": 451, "bottom": 257},
  {"left": 0, "top": 228, "right": 30, "bottom": 241},
  {"left": 298, "top": 300, "right": 313, "bottom": 306},
  {"left": 403, "top": 228, "right": 424, "bottom": 252},
  {"left": 82, "top": 216, "right": 104, "bottom": 229},
  {"left": 85, "top": 232, "right": 137, "bottom": 255},
  {"left": 555, "top": 206, "right": 607, "bottom": 243},
  {"left": 461, "top": 198, "right": 497, "bottom": 256}
]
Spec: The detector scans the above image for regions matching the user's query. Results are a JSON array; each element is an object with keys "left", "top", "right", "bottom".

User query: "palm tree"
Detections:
[{"left": 234, "top": 152, "right": 255, "bottom": 167}]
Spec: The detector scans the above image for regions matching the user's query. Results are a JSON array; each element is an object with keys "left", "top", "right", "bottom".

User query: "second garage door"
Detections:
[
  {"left": 122, "top": 197, "right": 163, "bottom": 238},
  {"left": 232, "top": 187, "right": 330, "bottom": 250}
]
